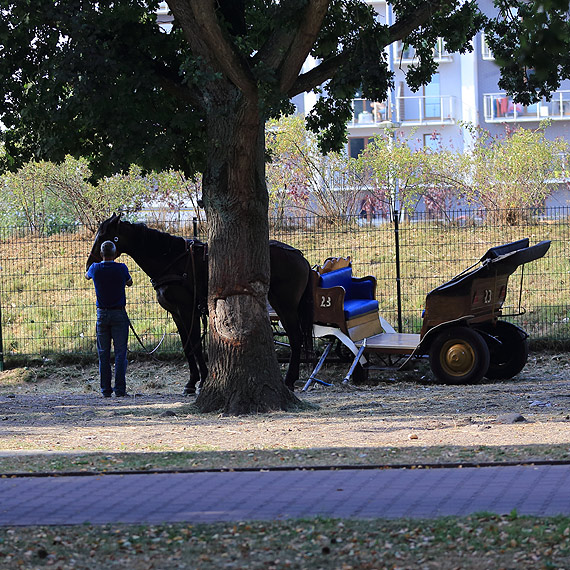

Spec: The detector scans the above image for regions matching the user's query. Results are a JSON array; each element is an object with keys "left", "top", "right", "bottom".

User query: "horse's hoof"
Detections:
[{"left": 182, "top": 389, "right": 195, "bottom": 396}]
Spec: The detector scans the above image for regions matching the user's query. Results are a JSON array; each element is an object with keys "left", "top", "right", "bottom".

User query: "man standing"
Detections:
[{"left": 86, "top": 241, "right": 133, "bottom": 397}]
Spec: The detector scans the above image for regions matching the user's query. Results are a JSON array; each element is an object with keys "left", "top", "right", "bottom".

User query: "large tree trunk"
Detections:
[{"left": 195, "top": 92, "right": 300, "bottom": 414}]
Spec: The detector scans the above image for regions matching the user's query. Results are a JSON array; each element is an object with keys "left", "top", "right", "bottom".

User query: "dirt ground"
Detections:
[{"left": 0, "top": 351, "right": 568, "bottom": 465}]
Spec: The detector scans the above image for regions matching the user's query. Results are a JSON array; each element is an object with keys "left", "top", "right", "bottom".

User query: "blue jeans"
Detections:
[{"left": 96, "top": 308, "right": 130, "bottom": 396}]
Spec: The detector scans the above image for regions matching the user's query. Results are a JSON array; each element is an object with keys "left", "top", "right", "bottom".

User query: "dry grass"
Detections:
[
  {"left": 1, "top": 355, "right": 569, "bottom": 568},
  {"left": 0, "top": 351, "right": 568, "bottom": 474},
  {"left": 1, "top": 217, "right": 569, "bottom": 357}
]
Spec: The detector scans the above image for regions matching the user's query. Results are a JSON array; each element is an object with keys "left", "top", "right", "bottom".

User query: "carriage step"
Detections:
[{"left": 302, "top": 341, "right": 335, "bottom": 391}]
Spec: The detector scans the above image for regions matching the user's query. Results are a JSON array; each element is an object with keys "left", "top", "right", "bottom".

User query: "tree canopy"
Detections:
[
  {"left": 487, "top": 0, "right": 570, "bottom": 105},
  {"left": 0, "top": 0, "right": 205, "bottom": 178},
  {"left": 3, "top": 1, "right": 568, "bottom": 179},
  {"left": 2, "top": 0, "right": 569, "bottom": 413}
]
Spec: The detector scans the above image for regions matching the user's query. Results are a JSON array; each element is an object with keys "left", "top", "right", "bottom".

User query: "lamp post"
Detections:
[{"left": 377, "top": 119, "right": 403, "bottom": 333}]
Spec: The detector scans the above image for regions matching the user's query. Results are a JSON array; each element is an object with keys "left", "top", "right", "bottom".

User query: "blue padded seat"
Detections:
[
  {"left": 319, "top": 266, "right": 378, "bottom": 319},
  {"left": 347, "top": 279, "right": 375, "bottom": 300},
  {"left": 320, "top": 267, "right": 353, "bottom": 290},
  {"left": 344, "top": 299, "right": 379, "bottom": 319}
]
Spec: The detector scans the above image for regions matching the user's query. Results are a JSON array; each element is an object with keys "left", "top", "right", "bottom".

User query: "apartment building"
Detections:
[
  {"left": 343, "top": 1, "right": 570, "bottom": 158},
  {"left": 157, "top": 2, "right": 570, "bottom": 207}
]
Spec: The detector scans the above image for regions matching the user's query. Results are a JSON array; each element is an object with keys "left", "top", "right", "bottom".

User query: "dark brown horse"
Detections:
[{"left": 86, "top": 214, "right": 313, "bottom": 393}]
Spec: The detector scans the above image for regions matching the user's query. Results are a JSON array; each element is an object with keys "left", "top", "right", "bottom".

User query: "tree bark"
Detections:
[{"left": 195, "top": 90, "right": 300, "bottom": 414}]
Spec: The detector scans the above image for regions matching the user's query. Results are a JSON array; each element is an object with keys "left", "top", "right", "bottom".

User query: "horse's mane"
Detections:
[{"left": 127, "top": 221, "right": 187, "bottom": 256}]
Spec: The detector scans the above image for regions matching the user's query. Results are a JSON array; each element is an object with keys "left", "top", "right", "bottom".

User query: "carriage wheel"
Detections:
[
  {"left": 477, "top": 321, "right": 529, "bottom": 380},
  {"left": 429, "top": 326, "right": 490, "bottom": 385}
]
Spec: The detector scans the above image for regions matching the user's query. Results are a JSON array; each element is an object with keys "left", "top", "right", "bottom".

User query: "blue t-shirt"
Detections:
[{"left": 86, "top": 261, "right": 132, "bottom": 309}]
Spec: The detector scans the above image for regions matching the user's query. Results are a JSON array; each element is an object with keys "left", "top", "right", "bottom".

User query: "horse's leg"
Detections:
[
  {"left": 187, "top": 312, "right": 208, "bottom": 392},
  {"left": 170, "top": 312, "right": 202, "bottom": 395},
  {"left": 269, "top": 247, "right": 316, "bottom": 391},
  {"left": 157, "top": 287, "right": 207, "bottom": 395},
  {"left": 269, "top": 249, "right": 313, "bottom": 392},
  {"left": 283, "top": 318, "right": 302, "bottom": 391},
  {"left": 268, "top": 296, "right": 301, "bottom": 392}
]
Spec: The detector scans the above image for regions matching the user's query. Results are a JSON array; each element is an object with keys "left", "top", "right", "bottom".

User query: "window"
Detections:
[
  {"left": 396, "top": 38, "right": 450, "bottom": 63},
  {"left": 348, "top": 138, "right": 365, "bottom": 158},
  {"left": 423, "top": 132, "right": 441, "bottom": 151},
  {"left": 396, "top": 41, "right": 415, "bottom": 62},
  {"left": 481, "top": 33, "right": 494, "bottom": 60},
  {"left": 424, "top": 74, "right": 441, "bottom": 119},
  {"left": 348, "top": 137, "right": 374, "bottom": 159},
  {"left": 433, "top": 38, "right": 451, "bottom": 61}
]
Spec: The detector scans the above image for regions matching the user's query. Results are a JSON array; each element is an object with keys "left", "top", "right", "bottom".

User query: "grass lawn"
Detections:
[{"left": 1, "top": 513, "right": 569, "bottom": 569}]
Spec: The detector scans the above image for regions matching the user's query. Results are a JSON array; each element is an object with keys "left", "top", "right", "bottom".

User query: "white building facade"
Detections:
[{"left": 341, "top": 1, "right": 570, "bottom": 158}]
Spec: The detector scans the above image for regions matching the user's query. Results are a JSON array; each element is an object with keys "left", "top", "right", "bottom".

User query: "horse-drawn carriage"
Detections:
[
  {"left": 305, "top": 238, "right": 551, "bottom": 389},
  {"left": 88, "top": 216, "right": 550, "bottom": 393}
]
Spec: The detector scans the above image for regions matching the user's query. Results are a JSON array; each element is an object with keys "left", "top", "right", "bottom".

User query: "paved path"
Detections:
[{"left": 1, "top": 464, "right": 569, "bottom": 526}]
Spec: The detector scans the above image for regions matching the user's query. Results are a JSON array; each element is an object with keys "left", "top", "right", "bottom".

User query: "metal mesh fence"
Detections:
[
  {"left": 271, "top": 207, "right": 570, "bottom": 341},
  {"left": 0, "top": 207, "right": 568, "bottom": 361},
  {"left": 0, "top": 219, "right": 204, "bottom": 360}
]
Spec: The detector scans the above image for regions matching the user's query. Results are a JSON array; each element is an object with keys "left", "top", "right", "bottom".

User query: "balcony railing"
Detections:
[
  {"left": 349, "top": 99, "right": 392, "bottom": 126},
  {"left": 484, "top": 91, "right": 570, "bottom": 123},
  {"left": 395, "top": 95, "right": 456, "bottom": 126},
  {"left": 350, "top": 96, "right": 457, "bottom": 127},
  {"left": 395, "top": 38, "right": 452, "bottom": 64}
]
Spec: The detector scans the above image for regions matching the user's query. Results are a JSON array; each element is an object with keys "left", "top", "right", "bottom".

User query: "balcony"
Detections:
[
  {"left": 395, "top": 95, "right": 456, "bottom": 126},
  {"left": 349, "top": 99, "right": 391, "bottom": 126},
  {"left": 156, "top": 1, "right": 173, "bottom": 30},
  {"left": 395, "top": 38, "right": 452, "bottom": 64},
  {"left": 484, "top": 91, "right": 570, "bottom": 123},
  {"left": 350, "top": 96, "right": 457, "bottom": 128}
]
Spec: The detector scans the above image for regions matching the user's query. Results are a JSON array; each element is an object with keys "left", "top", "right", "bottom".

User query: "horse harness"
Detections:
[
  {"left": 135, "top": 239, "right": 209, "bottom": 357},
  {"left": 152, "top": 237, "right": 208, "bottom": 329},
  {"left": 150, "top": 238, "right": 208, "bottom": 310}
]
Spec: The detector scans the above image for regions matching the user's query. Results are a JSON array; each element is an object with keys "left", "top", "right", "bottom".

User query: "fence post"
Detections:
[
  {"left": 393, "top": 209, "right": 403, "bottom": 333},
  {"left": 0, "top": 300, "right": 3, "bottom": 372},
  {"left": 193, "top": 217, "right": 198, "bottom": 239}
]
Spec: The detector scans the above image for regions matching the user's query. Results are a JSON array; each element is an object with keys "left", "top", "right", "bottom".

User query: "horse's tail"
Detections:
[{"left": 298, "top": 263, "right": 314, "bottom": 361}]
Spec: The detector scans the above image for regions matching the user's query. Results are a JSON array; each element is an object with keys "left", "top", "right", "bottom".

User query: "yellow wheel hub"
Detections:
[{"left": 440, "top": 341, "right": 475, "bottom": 376}]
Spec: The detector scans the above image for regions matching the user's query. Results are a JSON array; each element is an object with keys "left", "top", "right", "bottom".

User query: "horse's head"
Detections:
[{"left": 86, "top": 213, "right": 124, "bottom": 270}]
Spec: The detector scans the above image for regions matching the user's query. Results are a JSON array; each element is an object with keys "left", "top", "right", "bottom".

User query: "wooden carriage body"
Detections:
[
  {"left": 304, "top": 239, "right": 551, "bottom": 390},
  {"left": 311, "top": 256, "right": 382, "bottom": 342},
  {"left": 420, "top": 238, "right": 551, "bottom": 337}
]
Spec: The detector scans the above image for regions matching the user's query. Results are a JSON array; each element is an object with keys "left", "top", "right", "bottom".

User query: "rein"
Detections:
[{"left": 128, "top": 316, "right": 167, "bottom": 357}]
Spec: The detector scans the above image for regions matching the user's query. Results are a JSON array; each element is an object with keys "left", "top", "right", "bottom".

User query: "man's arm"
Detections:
[{"left": 121, "top": 263, "right": 133, "bottom": 287}]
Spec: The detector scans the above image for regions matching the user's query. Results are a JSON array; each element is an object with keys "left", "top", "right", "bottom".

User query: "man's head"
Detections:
[{"left": 100, "top": 241, "right": 116, "bottom": 260}]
